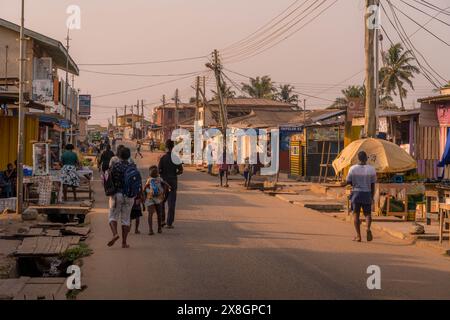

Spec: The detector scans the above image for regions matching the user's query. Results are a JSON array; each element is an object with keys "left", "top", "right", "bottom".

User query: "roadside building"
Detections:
[
  {"left": 0, "top": 18, "right": 80, "bottom": 169},
  {"left": 152, "top": 103, "right": 196, "bottom": 142}
]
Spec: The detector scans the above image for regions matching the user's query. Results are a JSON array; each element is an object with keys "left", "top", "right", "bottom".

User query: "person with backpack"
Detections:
[
  {"left": 99, "top": 144, "right": 115, "bottom": 173},
  {"left": 143, "top": 165, "right": 170, "bottom": 235},
  {"left": 158, "top": 139, "right": 183, "bottom": 229},
  {"left": 107, "top": 147, "right": 142, "bottom": 249}
]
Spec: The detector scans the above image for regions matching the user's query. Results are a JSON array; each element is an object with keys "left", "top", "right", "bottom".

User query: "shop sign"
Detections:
[
  {"left": 59, "top": 119, "right": 71, "bottom": 129},
  {"left": 347, "top": 98, "right": 365, "bottom": 120},
  {"left": 308, "top": 127, "right": 342, "bottom": 141},
  {"left": 32, "top": 57, "right": 53, "bottom": 104},
  {"left": 79, "top": 95, "right": 91, "bottom": 116}
]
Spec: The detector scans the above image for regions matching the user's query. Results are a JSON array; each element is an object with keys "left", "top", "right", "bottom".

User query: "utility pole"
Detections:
[
  {"left": 195, "top": 76, "right": 200, "bottom": 123},
  {"left": 303, "top": 99, "right": 306, "bottom": 127},
  {"left": 16, "top": 0, "right": 26, "bottom": 214},
  {"left": 364, "top": 0, "right": 378, "bottom": 138},
  {"left": 64, "top": 28, "right": 71, "bottom": 144},
  {"left": 4, "top": 45, "right": 8, "bottom": 91},
  {"left": 141, "top": 99, "right": 144, "bottom": 139},
  {"left": 115, "top": 108, "right": 118, "bottom": 127},
  {"left": 161, "top": 95, "right": 166, "bottom": 142},
  {"left": 174, "top": 89, "right": 179, "bottom": 129},
  {"left": 131, "top": 103, "right": 134, "bottom": 140},
  {"left": 206, "top": 49, "right": 228, "bottom": 160}
]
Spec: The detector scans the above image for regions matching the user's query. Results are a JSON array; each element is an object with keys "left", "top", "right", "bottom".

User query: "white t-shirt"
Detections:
[{"left": 346, "top": 164, "right": 377, "bottom": 192}]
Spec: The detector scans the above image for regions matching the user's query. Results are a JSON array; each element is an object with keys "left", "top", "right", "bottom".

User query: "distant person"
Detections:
[
  {"left": 144, "top": 165, "right": 170, "bottom": 235},
  {"left": 0, "top": 171, "right": 12, "bottom": 198},
  {"left": 61, "top": 144, "right": 80, "bottom": 201},
  {"left": 346, "top": 151, "right": 376, "bottom": 242},
  {"left": 5, "top": 162, "right": 16, "bottom": 197},
  {"left": 111, "top": 137, "right": 117, "bottom": 152},
  {"left": 243, "top": 157, "right": 253, "bottom": 189},
  {"left": 99, "top": 144, "right": 115, "bottom": 173},
  {"left": 158, "top": 139, "right": 183, "bottom": 228},
  {"left": 218, "top": 152, "right": 229, "bottom": 188},
  {"left": 108, "top": 147, "right": 141, "bottom": 248},
  {"left": 135, "top": 140, "right": 143, "bottom": 159}
]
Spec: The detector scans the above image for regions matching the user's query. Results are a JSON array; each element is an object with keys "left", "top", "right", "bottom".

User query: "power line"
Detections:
[
  {"left": 400, "top": 0, "right": 450, "bottom": 27},
  {"left": 387, "top": 0, "right": 450, "bottom": 46},
  {"left": 224, "top": 0, "right": 340, "bottom": 64},
  {"left": 80, "top": 69, "right": 205, "bottom": 78},
  {"left": 222, "top": 0, "right": 317, "bottom": 58},
  {"left": 223, "top": 0, "right": 328, "bottom": 62},
  {"left": 414, "top": 0, "right": 450, "bottom": 16},
  {"left": 92, "top": 72, "right": 205, "bottom": 99},
  {"left": 78, "top": 55, "right": 207, "bottom": 66},
  {"left": 221, "top": 0, "right": 303, "bottom": 52}
]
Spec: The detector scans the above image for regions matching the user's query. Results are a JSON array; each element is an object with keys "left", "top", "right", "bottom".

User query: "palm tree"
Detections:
[
  {"left": 329, "top": 85, "right": 365, "bottom": 109},
  {"left": 379, "top": 43, "right": 420, "bottom": 109},
  {"left": 241, "top": 75, "right": 276, "bottom": 99},
  {"left": 211, "top": 81, "right": 236, "bottom": 100},
  {"left": 275, "top": 84, "right": 299, "bottom": 104}
]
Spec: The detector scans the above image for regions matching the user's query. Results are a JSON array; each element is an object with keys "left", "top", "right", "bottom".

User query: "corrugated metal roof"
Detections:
[
  {"left": 417, "top": 94, "right": 450, "bottom": 104},
  {"left": 208, "top": 98, "right": 296, "bottom": 108}
]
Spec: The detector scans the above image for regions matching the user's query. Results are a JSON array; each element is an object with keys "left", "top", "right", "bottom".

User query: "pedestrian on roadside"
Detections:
[
  {"left": 218, "top": 152, "right": 229, "bottom": 188},
  {"left": 99, "top": 144, "right": 115, "bottom": 173},
  {"left": 243, "top": 157, "right": 253, "bottom": 189},
  {"left": 135, "top": 140, "right": 143, "bottom": 159},
  {"left": 108, "top": 147, "right": 140, "bottom": 248},
  {"left": 346, "top": 151, "right": 377, "bottom": 242},
  {"left": 61, "top": 144, "right": 80, "bottom": 202},
  {"left": 144, "top": 165, "right": 170, "bottom": 235},
  {"left": 111, "top": 137, "right": 117, "bottom": 152},
  {"left": 5, "top": 163, "right": 16, "bottom": 197},
  {"left": 158, "top": 139, "right": 183, "bottom": 229},
  {"left": 130, "top": 191, "right": 145, "bottom": 234}
]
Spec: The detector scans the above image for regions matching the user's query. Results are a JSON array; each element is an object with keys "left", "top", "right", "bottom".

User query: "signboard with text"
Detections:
[
  {"left": 79, "top": 94, "right": 91, "bottom": 116},
  {"left": 347, "top": 98, "right": 365, "bottom": 121}
]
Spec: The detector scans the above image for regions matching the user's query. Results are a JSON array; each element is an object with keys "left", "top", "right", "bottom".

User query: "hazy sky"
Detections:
[{"left": 1, "top": 0, "right": 449, "bottom": 125}]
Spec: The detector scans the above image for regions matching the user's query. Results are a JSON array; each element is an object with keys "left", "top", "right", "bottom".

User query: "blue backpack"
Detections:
[{"left": 123, "top": 164, "right": 142, "bottom": 198}]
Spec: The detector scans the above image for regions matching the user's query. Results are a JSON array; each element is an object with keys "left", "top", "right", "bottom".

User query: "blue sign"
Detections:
[{"left": 59, "top": 119, "right": 71, "bottom": 129}]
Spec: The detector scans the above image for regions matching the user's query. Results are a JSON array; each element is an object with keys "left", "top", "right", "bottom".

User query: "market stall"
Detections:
[{"left": 333, "top": 138, "right": 421, "bottom": 220}]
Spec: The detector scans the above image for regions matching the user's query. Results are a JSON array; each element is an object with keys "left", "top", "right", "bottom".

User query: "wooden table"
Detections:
[
  {"left": 374, "top": 183, "right": 425, "bottom": 221},
  {"left": 438, "top": 203, "right": 450, "bottom": 244}
]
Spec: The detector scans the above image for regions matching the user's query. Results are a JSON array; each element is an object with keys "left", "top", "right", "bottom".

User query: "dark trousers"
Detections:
[{"left": 162, "top": 188, "right": 177, "bottom": 226}]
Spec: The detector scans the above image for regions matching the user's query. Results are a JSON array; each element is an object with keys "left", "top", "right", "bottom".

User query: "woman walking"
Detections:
[{"left": 61, "top": 144, "right": 80, "bottom": 201}]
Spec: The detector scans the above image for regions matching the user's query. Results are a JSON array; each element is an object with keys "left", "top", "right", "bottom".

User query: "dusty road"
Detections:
[{"left": 79, "top": 143, "right": 450, "bottom": 300}]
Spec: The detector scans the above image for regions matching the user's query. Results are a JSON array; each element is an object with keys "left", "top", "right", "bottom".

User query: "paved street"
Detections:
[{"left": 78, "top": 143, "right": 450, "bottom": 300}]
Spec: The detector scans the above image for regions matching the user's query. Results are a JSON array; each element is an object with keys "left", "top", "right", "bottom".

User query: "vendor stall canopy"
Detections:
[{"left": 332, "top": 138, "right": 417, "bottom": 174}]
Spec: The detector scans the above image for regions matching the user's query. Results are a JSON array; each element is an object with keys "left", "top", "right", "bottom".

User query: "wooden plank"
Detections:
[
  {"left": 45, "top": 229, "right": 61, "bottom": 237},
  {"left": 0, "top": 277, "right": 30, "bottom": 300}
]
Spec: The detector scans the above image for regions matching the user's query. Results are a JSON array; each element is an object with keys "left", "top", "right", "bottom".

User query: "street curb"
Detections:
[{"left": 267, "top": 188, "right": 450, "bottom": 256}]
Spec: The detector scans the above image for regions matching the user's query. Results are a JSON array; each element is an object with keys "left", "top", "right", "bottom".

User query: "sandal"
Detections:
[
  {"left": 107, "top": 235, "right": 120, "bottom": 247},
  {"left": 352, "top": 237, "right": 362, "bottom": 242}
]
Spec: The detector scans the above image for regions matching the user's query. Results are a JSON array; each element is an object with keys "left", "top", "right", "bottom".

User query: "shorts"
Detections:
[
  {"left": 109, "top": 193, "right": 134, "bottom": 226},
  {"left": 352, "top": 202, "right": 372, "bottom": 216}
]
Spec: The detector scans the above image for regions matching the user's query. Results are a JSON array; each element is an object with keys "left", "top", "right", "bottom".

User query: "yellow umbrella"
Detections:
[{"left": 332, "top": 138, "right": 417, "bottom": 174}]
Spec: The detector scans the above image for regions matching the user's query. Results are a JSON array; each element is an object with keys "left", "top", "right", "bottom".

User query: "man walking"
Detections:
[
  {"left": 346, "top": 151, "right": 376, "bottom": 242},
  {"left": 158, "top": 139, "right": 183, "bottom": 228},
  {"left": 99, "top": 144, "right": 115, "bottom": 173}
]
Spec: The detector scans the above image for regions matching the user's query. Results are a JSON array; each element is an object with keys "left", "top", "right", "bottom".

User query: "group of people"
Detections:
[
  {"left": 0, "top": 161, "right": 17, "bottom": 198},
  {"left": 105, "top": 139, "right": 183, "bottom": 249}
]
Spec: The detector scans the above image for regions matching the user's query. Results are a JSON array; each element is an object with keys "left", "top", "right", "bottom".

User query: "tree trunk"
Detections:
[{"left": 397, "top": 83, "right": 405, "bottom": 110}]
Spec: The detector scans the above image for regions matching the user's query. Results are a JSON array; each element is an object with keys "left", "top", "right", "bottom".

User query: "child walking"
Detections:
[
  {"left": 144, "top": 165, "right": 170, "bottom": 235},
  {"left": 130, "top": 192, "right": 144, "bottom": 234}
]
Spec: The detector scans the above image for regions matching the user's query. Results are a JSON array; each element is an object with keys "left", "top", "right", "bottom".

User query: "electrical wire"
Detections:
[
  {"left": 92, "top": 72, "right": 206, "bottom": 99},
  {"left": 80, "top": 69, "right": 205, "bottom": 78},
  {"left": 414, "top": 0, "right": 450, "bottom": 16},
  {"left": 224, "top": 0, "right": 339, "bottom": 64},
  {"left": 78, "top": 55, "right": 208, "bottom": 66},
  {"left": 400, "top": 0, "right": 450, "bottom": 27}
]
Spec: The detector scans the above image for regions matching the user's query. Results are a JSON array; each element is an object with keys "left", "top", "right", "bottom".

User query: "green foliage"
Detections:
[
  {"left": 275, "top": 84, "right": 299, "bottom": 104},
  {"left": 241, "top": 75, "right": 276, "bottom": 99},
  {"left": 379, "top": 43, "right": 420, "bottom": 108},
  {"left": 61, "top": 243, "right": 93, "bottom": 262}
]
